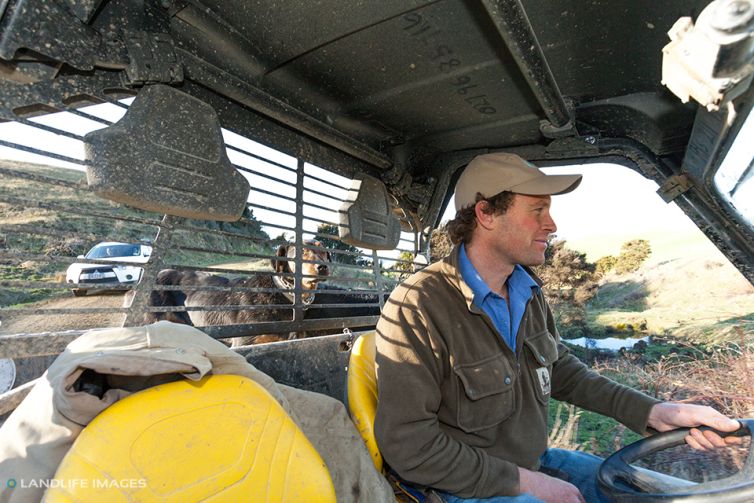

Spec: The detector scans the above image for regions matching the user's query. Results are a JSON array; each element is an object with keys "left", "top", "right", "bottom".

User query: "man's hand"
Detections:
[
  {"left": 648, "top": 402, "right": 741, "bottom": 450},
  {"left": 518, "top": 467, "right": 585, "bottom": 503}
]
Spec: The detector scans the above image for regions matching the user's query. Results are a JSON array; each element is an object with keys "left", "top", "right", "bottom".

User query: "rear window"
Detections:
[
  {"left": 0, "top": 97, "right": 419, "bottom": 344},
  {"left": 86, "top": 244, "right": 142, "bottom": 259}
]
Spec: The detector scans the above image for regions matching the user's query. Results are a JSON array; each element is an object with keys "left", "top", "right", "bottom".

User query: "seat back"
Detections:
[
  {"left": 339, "top": 174, "right": 401, "bottom": 250},
  {"left": 346, "top": 331, "right": 383, "bottom": 472},
  {"left": 48, "top": 375, "right": 336, "bottom": 502}
]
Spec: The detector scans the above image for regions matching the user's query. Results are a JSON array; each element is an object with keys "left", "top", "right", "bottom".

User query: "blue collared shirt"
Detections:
[{"left": 459, "top": 244, "right": 539, "bottom": 353}]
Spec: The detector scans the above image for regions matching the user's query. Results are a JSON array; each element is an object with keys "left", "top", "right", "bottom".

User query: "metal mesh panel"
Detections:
[{"left": 0, "top": 95, "right": 424, "bottom": 394}]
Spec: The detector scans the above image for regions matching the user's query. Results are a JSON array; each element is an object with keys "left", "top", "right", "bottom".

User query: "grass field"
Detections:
[
  {"left": 563, "top": 229, "right": 754, "bottom": 344},
  {"left": 0, "top": 161, "right": 274, "bottom": 307}
]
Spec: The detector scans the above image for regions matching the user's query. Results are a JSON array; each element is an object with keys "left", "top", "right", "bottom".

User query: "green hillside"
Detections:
[
  {"left": 572, "top": 232, "right": 754, "bottom": 344},
  {"left": 567, "top": 228, "right": 726, "bottom": 265},
  {"left": 0, "top": 161, "right": 271, "bottom": 307}
]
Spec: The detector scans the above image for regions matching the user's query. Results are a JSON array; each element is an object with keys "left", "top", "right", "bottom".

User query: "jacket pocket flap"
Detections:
[
  {"left": 453, "top": 354, "right": 515, "bottom": 400},
  {"left": 524, "top": 331, "right": 558, "bottom": 366}
]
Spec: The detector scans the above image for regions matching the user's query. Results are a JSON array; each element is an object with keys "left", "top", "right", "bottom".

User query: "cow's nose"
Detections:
[{"left": 317, "top": 264, "right": 329, "bottom": 274}]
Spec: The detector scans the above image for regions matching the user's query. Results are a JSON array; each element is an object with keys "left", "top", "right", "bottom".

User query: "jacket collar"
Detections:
[
  {"left": 441, "top": 246, "right": 479, "bottom": 312},
  {"left": 439, "top": 246, "right": 544, "bottom": 312}
]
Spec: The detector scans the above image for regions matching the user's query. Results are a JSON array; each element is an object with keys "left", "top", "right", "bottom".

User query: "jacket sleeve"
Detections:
[
  {"left": 373, "top": 289, "right": 520, "bottom": 498},
  {"left": 544, "top": 300, "right": 660, "bottom": 434}
]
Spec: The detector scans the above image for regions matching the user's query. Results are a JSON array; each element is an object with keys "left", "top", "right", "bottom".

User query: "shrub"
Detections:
[
  {"left": 392, "top": 250, "right": 416, "bottom": 280},
  {"left": 315, "top": 223, "right": 366, "bottom": 265},
  {"left": 429, "top": 225, "right": 453, "bottom": 263},
  {"left": 595, "top": 255, "right": 617, "bottom": 275},
  {"left": 614, "top": 239, "right": 652, "bottom": 274},
  {"left": 535, "top": 240, "right": 598, "bottom": 327}
]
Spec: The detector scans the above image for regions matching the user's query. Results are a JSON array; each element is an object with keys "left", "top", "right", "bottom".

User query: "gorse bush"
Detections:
[
  {"left": 594, "top": 239, "right": 652, "bottom": 275},
  {"left": 614, "top": 239, "right": 652, "bottom": 274},
  {"left": 429, "top": 225, "right": 453, "bottom": 263},
  {"left": 595, "top": 255, "right": 617, "bottom": 276},
  {"left": 535, "top": 240, "right": 599, "bottom": 328}
]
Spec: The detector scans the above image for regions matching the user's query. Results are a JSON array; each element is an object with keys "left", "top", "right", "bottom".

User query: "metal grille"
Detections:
[{"left": 0, "top": 96, "right": 421, "bottom": 391}]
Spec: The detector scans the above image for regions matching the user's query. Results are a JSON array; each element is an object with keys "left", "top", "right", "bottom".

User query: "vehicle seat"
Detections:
[
  {"left": 346, "top": 334, "right": 457, "bottom": 503},
  {"left": 346, "top": 331, "right": 383, "bottom": 473},
  {"left": 47, "top": 374, "right": 336, "bottom": 502}
]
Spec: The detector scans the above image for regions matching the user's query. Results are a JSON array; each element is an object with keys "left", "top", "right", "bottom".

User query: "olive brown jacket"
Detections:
[{"left": 374, "top": 248, "right": 659, "bottom": 498}]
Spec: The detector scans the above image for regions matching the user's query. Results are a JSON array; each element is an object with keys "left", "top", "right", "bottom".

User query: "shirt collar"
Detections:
[
  {"left": 459, "top": 244, "right": 540, "bottom": 305},
  {"left": 509, "top": 263, "right": 540, "bottom": 298}
]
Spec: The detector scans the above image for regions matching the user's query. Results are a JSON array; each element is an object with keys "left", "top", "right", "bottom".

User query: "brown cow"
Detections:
[{"left": 140, "top": 240, "right": 331, "bottom": 346}]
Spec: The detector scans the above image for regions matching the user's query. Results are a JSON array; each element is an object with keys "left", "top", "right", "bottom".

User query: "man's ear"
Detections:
[{"left": 474, "top": 200, "right": 496, "bottom": 230}]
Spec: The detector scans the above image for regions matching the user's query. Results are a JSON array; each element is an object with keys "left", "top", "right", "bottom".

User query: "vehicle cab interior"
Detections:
[{"left": 0, "top": 0, "right": 752, "bottom": 501}]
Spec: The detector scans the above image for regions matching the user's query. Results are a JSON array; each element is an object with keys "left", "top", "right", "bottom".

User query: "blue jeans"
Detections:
[{"left": 438, "top": 449, "right": 610, "bottom": 503}]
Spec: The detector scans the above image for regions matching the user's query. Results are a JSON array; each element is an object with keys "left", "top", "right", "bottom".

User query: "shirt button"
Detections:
[{"left": 504, "top": 376, "right": 511, "bottom": 385}]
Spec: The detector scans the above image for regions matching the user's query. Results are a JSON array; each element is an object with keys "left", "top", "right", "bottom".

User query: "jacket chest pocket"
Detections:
[
  {"left": 523, "top": 331, "right": 559, "bottom": 405},
  {"left": 453, "top": 354, "right": 516, "bottom": 433}
]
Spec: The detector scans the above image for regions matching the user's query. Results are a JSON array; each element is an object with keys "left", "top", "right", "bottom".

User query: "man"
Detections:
[{"left": 374, "top": 153, "right": 740, "bottom": 503}]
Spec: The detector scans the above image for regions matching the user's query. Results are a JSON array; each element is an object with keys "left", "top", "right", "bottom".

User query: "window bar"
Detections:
[{"left": 294, "top": 158, "right": 306, "bottom": 323}]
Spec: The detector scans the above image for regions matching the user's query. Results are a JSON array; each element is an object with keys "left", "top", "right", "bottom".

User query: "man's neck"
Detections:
[{"left": 465, "top": 242, "right": 514, "bottom": 298}]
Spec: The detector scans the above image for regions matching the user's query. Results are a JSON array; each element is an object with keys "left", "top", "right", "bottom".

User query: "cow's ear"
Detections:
[{"left": 273, "top": 244, "right": 290, "bottom": 273}]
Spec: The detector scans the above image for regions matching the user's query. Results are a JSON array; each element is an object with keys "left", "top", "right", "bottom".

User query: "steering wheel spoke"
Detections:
[{"left": 620, "top": 464, "right": 698, "bottom": 493}]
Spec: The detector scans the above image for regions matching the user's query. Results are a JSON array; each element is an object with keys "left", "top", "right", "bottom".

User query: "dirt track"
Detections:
[{"left": 0, "top": 292, "right": 127, "bottom": 335}]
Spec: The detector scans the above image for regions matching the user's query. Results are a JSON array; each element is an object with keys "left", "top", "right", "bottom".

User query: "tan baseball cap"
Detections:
[{"left": 454, "top": 153, "right": 582, "bottom": 211}]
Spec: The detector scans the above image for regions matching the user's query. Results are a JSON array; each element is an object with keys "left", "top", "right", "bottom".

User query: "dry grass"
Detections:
[
  {"left": 592, "top": 330, "right": 753, "bottom": 416},
  {"left": 663, "top": 329, "right": 754, "bottom": 418},
  {"left": 623, "top": 334, "right": 754, "bottom": 482},
  {"left": 550, "top": 328, "right": 753, "bottom": 479},
  {"left": 590, "top": 255, "right": 754, "bottom": 344},
  {"left": 207, "top": 257, "right": 270, "bottom": 271},
  {"left": 548, "top": 402, "right": 583, "bottom": 450}
]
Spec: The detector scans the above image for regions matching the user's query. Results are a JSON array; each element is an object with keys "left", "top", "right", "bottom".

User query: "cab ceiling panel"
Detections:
[
  {"left": 186, "top": 0, "right": 543, "bottom": 153},
  {"left": 198, "top": 0, "right": 433, "bottom": 70},
  {"left": 179, "top": 0, "right": 711, "bottom": 161},
  {"left": 263, "top": 2, "right": 540, "bottom": 149}
]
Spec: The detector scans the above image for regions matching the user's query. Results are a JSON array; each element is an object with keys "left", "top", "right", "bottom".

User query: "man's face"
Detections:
[{"left": 487, "top": 194, "right": 557, "bottom": 267}]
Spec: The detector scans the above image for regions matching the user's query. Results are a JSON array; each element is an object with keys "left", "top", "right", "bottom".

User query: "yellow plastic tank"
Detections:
[{"left": 47, "top": 374, "right": 336, "bottom": 502}]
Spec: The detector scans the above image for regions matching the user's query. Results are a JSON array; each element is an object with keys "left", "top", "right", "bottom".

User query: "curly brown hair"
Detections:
[{"left": 446, "top": 191, "right": 515, "bottom": 245}]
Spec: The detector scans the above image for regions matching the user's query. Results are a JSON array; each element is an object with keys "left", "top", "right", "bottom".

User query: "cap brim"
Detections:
[{"left": 508, "top": 174, "right": 582, "bottom": 195}]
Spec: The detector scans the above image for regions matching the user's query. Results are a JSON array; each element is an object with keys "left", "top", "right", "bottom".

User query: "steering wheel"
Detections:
[{"left": 597, "top": 418, "right": 754, "bottom": 502}]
